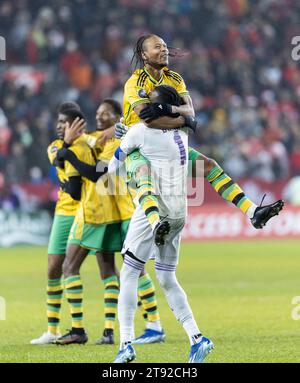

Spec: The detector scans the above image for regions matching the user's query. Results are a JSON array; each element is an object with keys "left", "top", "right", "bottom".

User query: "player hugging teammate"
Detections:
[{"left": 32, "top": 33, "right": 284, "bottom": 363}]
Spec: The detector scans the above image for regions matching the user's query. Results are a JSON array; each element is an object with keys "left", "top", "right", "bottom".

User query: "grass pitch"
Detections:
[{"left": 0, "top": 240, "right": 300, "bottom": 363}]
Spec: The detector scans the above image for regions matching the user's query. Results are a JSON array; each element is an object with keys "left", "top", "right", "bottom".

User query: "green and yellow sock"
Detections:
[
  {"left": 206, "top": 165, "right": 257, "bottom": 217},
  {"left": 137, "top": 299, "right": 148, "bottom": 321},
  {"left": 65, "top": 275, "right": 84, "bottom": 330},
  {"left": 103, "top": 275, "right": 119, "bottom": 331},
  {"left": 47, "top": 278, "right": 63, "bottom": 335},
  {"left": 137, "top": 175, "right": 160, "bottom": 230},
  {"left": 138, "top": 274, "right": 162, "bottom": 331}
]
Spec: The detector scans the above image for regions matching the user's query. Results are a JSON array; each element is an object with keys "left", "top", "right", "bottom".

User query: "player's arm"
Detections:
[
  {"left": 135, "top": 103, "right": 197, "bottom": 132},
  {"left": 138, "top": 72, "right": 194, "bottom": 124},
  {"left": 47, "top": 142, "right": 64, "bottom": 169},
  {"left": 172, "top": 94, "right": 195, "bottom": 117},
  {"left": 56, "top": 147, "right": 107, "bottom": 183},
  {"left": 125, "top": 76, "right": 183, "bottom": 129},
  {"left": 63, "top": 176, "right": 82, "bottom": 201},
  {"left": 108, "top": 125, "right": 142, "bottom": 173},
  {"left": 134, "top": 103, "right": 186, "bottom": 129},
  {"left": 108, "top": 147, "right": 127, "bottom": 174}
]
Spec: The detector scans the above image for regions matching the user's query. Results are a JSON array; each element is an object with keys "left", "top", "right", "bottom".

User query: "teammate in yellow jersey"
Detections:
[
  {"left": 30, "top": 102, "right": 87, "bottom": 345},
  {"left": 122, "top": 34, "right": 198, "bottom": 247},
  {"left": 56, "top": 99, "right": 166, "bottom": 345}
]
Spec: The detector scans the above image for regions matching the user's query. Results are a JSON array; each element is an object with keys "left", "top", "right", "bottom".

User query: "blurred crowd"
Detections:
[{"left": 1, "top": 0, "right": 300, "bottom": 208}]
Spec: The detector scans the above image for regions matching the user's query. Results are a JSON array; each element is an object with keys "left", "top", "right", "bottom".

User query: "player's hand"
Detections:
[
  {"left": 97, "top": 126, "right": 114, "bottom": 147},
  {"left": 114, "top": 122, "right": 128, "bottom": 139},
  {"left": 184, "top": 115, "right": 198, "bottom": 133},
  {"left": 139, "top": 103, "right": 177, "bottom": 122},
  {"left": 64, "top": 117, "right": 86, "bottom": 145}
]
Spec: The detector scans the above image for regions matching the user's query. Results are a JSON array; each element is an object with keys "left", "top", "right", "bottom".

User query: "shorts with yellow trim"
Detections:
[
  {"left": 48, "top": 214, "right": 75, "bottom": 255},
  {"left": 125, "top": 149, "right": 150, "bottom": 183},
  {"left": 68, "top": 218, "right": 130, "bottom": 252}
]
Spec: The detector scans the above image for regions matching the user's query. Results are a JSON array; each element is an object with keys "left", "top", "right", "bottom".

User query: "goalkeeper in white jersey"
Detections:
[{"left": 109, "top": 85, "right": 214, "bottom": 363}]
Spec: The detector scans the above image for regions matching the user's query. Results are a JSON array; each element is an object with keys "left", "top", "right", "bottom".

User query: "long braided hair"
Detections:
[
  {"left": 130, "top": 34, "right": 154, "bottom": 71},
  {"left": 130, "top": 34, "right": 186, "bottom": 72}
]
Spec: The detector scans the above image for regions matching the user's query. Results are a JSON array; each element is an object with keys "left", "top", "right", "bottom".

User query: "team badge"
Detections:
[
  {"left": 51, "top": 146, "right": 58, "bottom": 153},
  {"left": 138, "top": 89, "right": 148, "bottom": 99}
]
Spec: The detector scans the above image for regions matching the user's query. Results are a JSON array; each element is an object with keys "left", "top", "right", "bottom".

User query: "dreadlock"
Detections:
[
  {"left": 154, "top": 85, "right": 183, "bottom": 106},
  {"left": 131, "top": 35, "right": 187, "bottom": 72},
  {"left": 130, "top": 34, "right": 155, "bottom": 71}
]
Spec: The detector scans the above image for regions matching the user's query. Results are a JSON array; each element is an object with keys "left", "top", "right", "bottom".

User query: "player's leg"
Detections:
[
  {"left": 31, "top": 214, "right": 74, "bottom": 345},
  {"left": 114, "top": 206, "right": 155, "bottom": 363},
  {"left": 189, "top": 148, "right": 284, "bottom": 226},
  {"left": 155, "top": 219, "right": 213, "bottom": 363},
  {"left": 94, "top": 221, "right": 130, "bottom": 345},
  {"left": 55, "top": 243, "right": 89, "bottom": 345},
  {"left": 95, "top": 251, "right": 119, "bottom": 345},
  {"left": 120, "top": 216, "right": 164, "bottom": 342},
  {"left": 55, "top": 217, "right": 90, "bottom": 345},
  {"left": 126, "top": 150, "right": 170, "bottom": 245},
  {"left": 134, "top": 267, "right": 165, "bottom": 344}
]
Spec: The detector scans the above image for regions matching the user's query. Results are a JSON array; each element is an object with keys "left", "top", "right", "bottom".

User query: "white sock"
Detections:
[
  {"left": 118, "top": 260, "right": 143, "bottom": 349},
  {"left": 182, "top": 318, "right": 202, "bottom": 345},
  {"left": 156, "top": 269, "right": 202, "bottom": 346},
  {"left": 246, "top": 203, "right": 257, "bottom": 219},
  {"left": 146, "top": 320, "right": 162, "bottom": 332}
]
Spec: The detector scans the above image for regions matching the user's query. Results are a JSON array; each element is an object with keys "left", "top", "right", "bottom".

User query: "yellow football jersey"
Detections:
[
  {"left": 123, "top": 66, "right": 189, "bottom": 127},
  {"left": 83, "top": 130, "right": 135, "bottom": 221},
  {"left": 64, "top": 136, "right": 122, "bottom": 225},
  {"left": 47, "top": 139, "right": 80, "bottom": 216},
  {"left": 95, "top": 133, "right": 135, "bottom": 222}
]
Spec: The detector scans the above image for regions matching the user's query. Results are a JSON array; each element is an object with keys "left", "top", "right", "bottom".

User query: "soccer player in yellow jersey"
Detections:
[
  {"left": 30, "top": 102, "right": 86, "bottom": 345},
  {"left": 123, "top": 34, "right": 284, "bottom": 243},
  {"left": 57, "top": 99, "right": 166, "bottom": 345},
  {"left": 123, "top": 34, "right": 196, "bottom": 246}
]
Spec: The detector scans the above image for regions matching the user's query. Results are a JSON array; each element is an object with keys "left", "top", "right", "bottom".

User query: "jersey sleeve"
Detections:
[
  {"left": 47, "top": 140, "right": 62, "bottom": 165},
  {"left": 124, "top": 73, "right": 151, "bottom": 110},
  {"left": 64, "top": 143, "right": 87, "bottom": 178},
  {"left": 170, "top": 71, "right": 189, "bottom": 96},
  {"left": 119, "top": 124, "right": 143, "bottom": 154}
]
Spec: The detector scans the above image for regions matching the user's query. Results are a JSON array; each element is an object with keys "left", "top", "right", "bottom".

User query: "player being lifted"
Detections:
[{"left": 121, "top": 34, "right": 284, "bottom": 239}]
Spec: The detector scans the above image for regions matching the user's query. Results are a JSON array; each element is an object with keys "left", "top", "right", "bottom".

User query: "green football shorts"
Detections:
[
  {"left": 48, "top": 214, "right": 75, "bottom": 255},
  {"left": 68, "top": 219, "right": 131, "bottom": 252}
]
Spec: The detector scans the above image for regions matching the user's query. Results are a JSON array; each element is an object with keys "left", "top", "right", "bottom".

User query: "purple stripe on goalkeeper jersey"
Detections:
[
  {"left": 124, "top": 255, "right": 144, "bottom": 270},
  {"left": 155, "top": 262, "right": 176, "bottom": 272},
  {"left": 173, "top": 130, "right": 186, "bottom": 165}
]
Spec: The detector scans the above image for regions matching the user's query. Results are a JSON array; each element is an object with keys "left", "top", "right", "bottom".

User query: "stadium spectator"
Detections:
[{"left": 0, "top": 0, "right": 300, "bottom": 190}]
